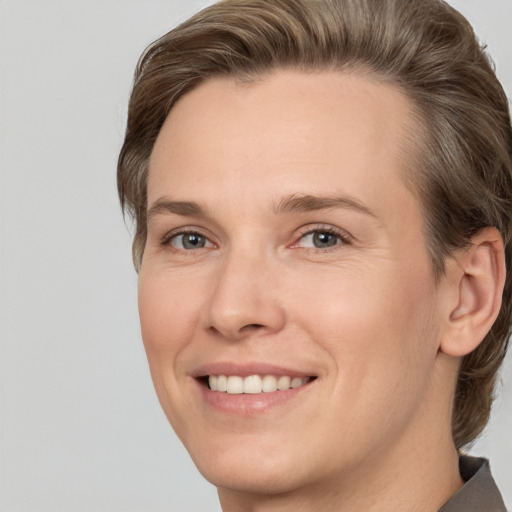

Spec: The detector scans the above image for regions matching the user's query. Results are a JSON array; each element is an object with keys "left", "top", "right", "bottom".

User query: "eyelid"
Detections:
[
  {"left": 290, "top": 224, "right": 353, "bottom": 249},
  {"left": 158, "top": 223, "right": 352, "bottom": 251},
  {"left": 160, "top": 226, "right": 217, "bottom": 249}
]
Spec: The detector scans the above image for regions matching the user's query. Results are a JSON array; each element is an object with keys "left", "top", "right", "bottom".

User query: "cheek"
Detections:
[
  {"left": 293, "top": 261, "right": 434, "bottom": 337},
  {"left": 137, "top": 271, "right": 202, "bottom": 385},
  {"left": 137, "top": 271, "right": 206, "bottom": 433},
  {"left": 293, "top": 260, "right": 439, "bottom": 405}
]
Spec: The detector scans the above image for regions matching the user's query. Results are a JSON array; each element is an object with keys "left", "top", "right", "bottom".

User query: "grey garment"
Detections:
[{"left": 439, "top": 456, "right": 507, "bottom": 512}]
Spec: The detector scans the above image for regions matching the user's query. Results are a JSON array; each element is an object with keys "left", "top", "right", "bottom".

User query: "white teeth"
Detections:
[
  {"left": 277, "top": 375, "right": 291, "bottom": 390},
  {"left": 243, "top": 375, "right": 263, "bottom": 394},
  {"left": 227, "top": 376, "right": 244, "bottom": 394},
  {"left": 208, "top": 374, "right": 311, "bottom": 394},
  {"left": 217, "top": 375, "right": 228, "bottom": 392},
  {"left": 291, "top": 377, "right": 303, "bottom": 389},
  {"left": 262, "top": 375, "right": 278, "bottom": 392}
]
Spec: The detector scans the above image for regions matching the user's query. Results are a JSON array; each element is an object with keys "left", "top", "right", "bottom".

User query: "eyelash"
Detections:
[
  {"left": 160, "top": 228, "right": 213, "bottom": 250},
  {"left": 160, "top": 225, "right": 352, "bottom": 253},
  {"left": 292, "top": 225, "right": 352, "bottom": 252}
]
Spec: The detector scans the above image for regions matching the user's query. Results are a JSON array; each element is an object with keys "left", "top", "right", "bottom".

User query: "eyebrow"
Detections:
[
  {"left": 146, "top": 193, "right": 377, "bottom": 220},
  {"left": 147, "top": 198, "right": 208, "bottom": 221},
  {"left": 273, "top": 193, "right": 377, "bottom": 217}
]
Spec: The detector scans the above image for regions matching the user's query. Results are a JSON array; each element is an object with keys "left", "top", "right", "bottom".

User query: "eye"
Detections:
[
  {"left": 168, "top": 232, "right": 214, "bottom": 250},
  {"left": 295, "top": 228, "right": 350, "bottom": 249}
]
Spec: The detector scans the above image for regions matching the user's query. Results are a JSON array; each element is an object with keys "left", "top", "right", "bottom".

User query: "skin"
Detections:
[{"left": 138, "top": 71, "right": 502, "bottom": 511}]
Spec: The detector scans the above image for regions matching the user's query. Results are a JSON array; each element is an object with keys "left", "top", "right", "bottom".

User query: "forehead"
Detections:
[{"left": 148, "top": 70, "right": 420, "bottom": 224}]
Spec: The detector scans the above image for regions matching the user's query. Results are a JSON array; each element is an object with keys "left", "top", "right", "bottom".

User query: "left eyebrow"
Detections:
[{"left": 273, "top": 193, "right": 377, "bottom": 218}]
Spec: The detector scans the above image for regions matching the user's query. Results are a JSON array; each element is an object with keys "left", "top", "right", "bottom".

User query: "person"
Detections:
[{"left": 117, "top": 0, "right": 512, "bottom": 510}]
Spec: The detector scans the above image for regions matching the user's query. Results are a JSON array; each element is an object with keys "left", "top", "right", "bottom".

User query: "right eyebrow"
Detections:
[{"left": 146, "top": 198, "right": 208, "bottom": 221}]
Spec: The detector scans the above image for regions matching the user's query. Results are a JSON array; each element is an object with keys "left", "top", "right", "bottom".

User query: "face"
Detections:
[{"left": 139, "top": 71, "right": 449, "bottom": 497}]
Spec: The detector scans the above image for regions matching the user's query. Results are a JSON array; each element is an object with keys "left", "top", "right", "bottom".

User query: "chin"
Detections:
[
  {"left": 187, "top": 436, "right": 319, "bottom": 495},
  {"left": 198, "top": 460, "right": 309, "bottom": 496}
]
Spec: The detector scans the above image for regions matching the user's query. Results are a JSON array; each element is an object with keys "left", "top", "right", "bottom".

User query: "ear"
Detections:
[{"left": 439, "top": 228, "right": 506, "bottom": 357}]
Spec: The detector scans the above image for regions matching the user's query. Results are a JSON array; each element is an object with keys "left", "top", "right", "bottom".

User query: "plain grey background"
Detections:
[{"left": 0, "top": 1, "right": 511, "bottom": 511}]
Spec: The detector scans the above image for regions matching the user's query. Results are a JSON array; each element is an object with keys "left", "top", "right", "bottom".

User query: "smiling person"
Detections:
[{"left": 117, "top": 0, "right": 512, "bottom": 510}]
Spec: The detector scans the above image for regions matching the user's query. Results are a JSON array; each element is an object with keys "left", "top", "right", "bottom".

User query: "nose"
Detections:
[{"left": 204, "top": 250, "right": 287, "bottom": 342}]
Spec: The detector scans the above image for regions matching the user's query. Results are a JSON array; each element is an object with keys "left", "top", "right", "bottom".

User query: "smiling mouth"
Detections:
[{"left": 204, "top": 375, "right": 316, "bottom": 394}]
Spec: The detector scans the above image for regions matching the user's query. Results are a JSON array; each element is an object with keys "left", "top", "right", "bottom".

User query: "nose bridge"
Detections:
[{"left": 205, "top": 243, "right": 286, "bottom": 341}]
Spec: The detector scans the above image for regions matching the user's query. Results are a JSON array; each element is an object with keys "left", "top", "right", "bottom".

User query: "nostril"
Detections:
[
  {"left": 241, "top": 323, "right": 265, "bottom": 332},
  {"left": 207, "top": 316, "right": 282, "bottom": 340}
]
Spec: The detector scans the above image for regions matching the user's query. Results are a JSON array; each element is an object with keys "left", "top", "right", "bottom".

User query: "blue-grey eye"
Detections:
[
  {"left": 300, "top": 230, "right": 342, "bottom": 249},
  {"left": 171, "top": 233, "right": 210, "bottom": 250}
]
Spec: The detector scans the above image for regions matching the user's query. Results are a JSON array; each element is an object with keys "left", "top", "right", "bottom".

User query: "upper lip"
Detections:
[{"left": 191, "top": 362, "right": 317, "bottom": 379}]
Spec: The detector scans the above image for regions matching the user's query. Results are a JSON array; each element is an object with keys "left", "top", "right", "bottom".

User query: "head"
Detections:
[{"left": 118, "top": 0, "right": 512, "bottom": 484}]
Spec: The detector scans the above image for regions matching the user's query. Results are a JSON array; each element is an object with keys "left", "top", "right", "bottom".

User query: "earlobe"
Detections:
[{"left": 440, "top": 228, "right": 506, "bottom": 358}]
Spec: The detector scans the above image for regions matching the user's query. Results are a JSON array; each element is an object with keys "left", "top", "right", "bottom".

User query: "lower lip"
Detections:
[{"left": 197, "top": 380, "right": 314, "bottom": 415}]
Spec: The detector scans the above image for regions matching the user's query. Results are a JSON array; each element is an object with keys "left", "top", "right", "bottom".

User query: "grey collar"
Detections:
[{"left": 439, "top": 456, "right": 507, "bottom": 512}]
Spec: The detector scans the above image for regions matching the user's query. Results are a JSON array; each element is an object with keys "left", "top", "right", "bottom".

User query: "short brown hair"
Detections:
[{"left": 118, "top": 0, "right": 512, "bottom": 448}]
